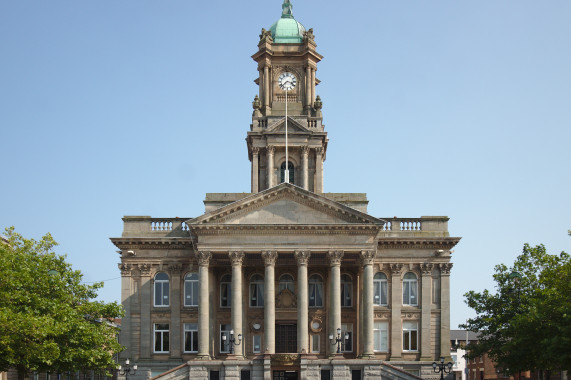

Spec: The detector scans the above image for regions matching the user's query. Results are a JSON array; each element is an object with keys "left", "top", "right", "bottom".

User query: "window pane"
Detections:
[
  {"left": 410, "top": 282, "right": 417, "bottom": 305},
  {"left": 410, "top": 330, "right": 417, "bottom": 351},
  {"left": 403, "top": 283, "right": 410, "bottom": 304},
  {"left": 381, "top": 282, "right": 388, "bottom": 305},
  {"left": 315, "top": 284, "right": 323, "bottom": 306}
]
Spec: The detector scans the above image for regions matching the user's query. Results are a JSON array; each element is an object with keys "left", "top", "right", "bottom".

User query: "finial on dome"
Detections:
[{"left": 281, "top": 0, "right": 294, "bottom": 19}]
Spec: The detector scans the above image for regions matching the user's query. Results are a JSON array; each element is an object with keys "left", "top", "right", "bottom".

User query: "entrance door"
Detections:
[
  {"left": 273, "top": 371, "right": 298, "bottom": 380},
  {"left": 275, "top": 323, "right": 297, "bottom": 353}
]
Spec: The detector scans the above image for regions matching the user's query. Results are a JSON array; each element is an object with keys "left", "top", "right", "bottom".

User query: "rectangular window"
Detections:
[
  {"left": 184, "top": 277, "right": 198, "bottom": 307},
  {"left": 221, "top": 282, "right": 231, "bottom": 307},
  {"left": 341, "top": 323, "right": 353, "bottom": 352},
  {"left": 403, "top": 281, "right": 417, "bottom": 306},
  {"left": 374, "top": 280, "right": 388, "bottom": 306},
  {"left": 432, "top": 277, "right": 440, "bottom": 305},
  {"left": 341, "top": 282, "right": 352, "bottom": 307},
  {"left": 402, "top": 321, "right": 418, "bottom": 351},
  {"left": 250, "top": 282, "right": 264, "bottom": 307},
  {"left": 154, "top": 277, "right": 170, "bottom": 307},
  {"left": 373, "top": 321, "right": 388, "bottom": 352},
  {"left": 320, "top": 370, "right": 331, "bottom": 380},
  {"left": 309, "top": 282, "right": 323, "bottom": 307},
  {"left": 220, "top": 324, "right": 231, "bottom": 353},
  {"left": 184, "top": 323, "right": 198, "bottom": 353},
  {"left": 311, "top": 334, "right": 320, "bottom": 353},
  {"left": 154, "top": 323, "right": 170, "bottom": 353},
  {"left": 253, "top": 335, "right": 262, "bottom": 353},
  {"left": 240, "top": 370, "right": 251, "bottom": 380},
  {"left": 210, "top": 371, "right": 220, "bottom": 380}
]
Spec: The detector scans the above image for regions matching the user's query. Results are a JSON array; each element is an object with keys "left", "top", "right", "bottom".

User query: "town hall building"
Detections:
[{"left": 111, "top": 2, "right": 461, "bottom": 379}]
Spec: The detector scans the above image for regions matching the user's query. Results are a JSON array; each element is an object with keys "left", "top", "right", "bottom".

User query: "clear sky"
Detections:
[{"left": 1, "top": 1, "right": 569, "bottom": 329}]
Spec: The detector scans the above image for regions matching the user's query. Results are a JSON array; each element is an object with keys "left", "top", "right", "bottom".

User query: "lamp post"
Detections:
[
  {"left": 222, "top": 329, "right": 242, "bottom": 354},
  {"left": 329, "top": 327, "right": 348, "bottom": 354},
  {"left": 118, "top": 359, "right": 137, "bottom": 380},
  {"left": 432, "top": 356, "right": 453, "bottom": 380}
]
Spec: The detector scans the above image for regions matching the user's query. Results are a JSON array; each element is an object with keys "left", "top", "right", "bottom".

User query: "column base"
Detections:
[{"left": 195, "top": 354, "right": 211, "bottom": 360}]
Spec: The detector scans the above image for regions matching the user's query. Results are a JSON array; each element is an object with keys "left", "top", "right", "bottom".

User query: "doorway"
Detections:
[{"left": 275, "top": 323, "right": 297, "bottom": 353}]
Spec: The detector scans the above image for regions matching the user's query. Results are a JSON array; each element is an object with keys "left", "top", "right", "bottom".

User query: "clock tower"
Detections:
[{"left": 247, "top": 0, "right": 327, "bottom": 193}]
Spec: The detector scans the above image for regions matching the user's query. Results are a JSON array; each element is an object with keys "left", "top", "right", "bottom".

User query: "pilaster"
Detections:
[
  {"left": 389, "top": 263, "right": 403, "bottom": 360},
  {"left": 251, "top": 147, "right": 259, "bottom": 193},
  {"left": 169, "top": 263, "right": 183, "bottom": 359},
  {"left": 440, "top": 263, "right": 453, "bottom": 359},
  {"left": 267, "top": 146, "right": 275, "bottom": 188},
  {"left": 138, "top": 263, "right": 152, "bottom": 359},
  {"left": 301, "top": 146, "right": 309, "bottom": 190},
  {"left": 118, "top": 263, "right": 133, "bottom": 360},
  {"left": 420, "top": 263, "right": 434, "bottom": 361},
  {"left": 315, "top": 147, "right": 324, "bottom": 193}
]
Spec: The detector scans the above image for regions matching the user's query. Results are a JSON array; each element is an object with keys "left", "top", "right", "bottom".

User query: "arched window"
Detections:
[
  {"left": 308, "top": 274, "right": 323, "bottom": 307},
  {"left": 403, "top": 272, "right": 418, "bottom": 306},
  {"left": 220, "top": 274, "right": 232, "bottom": 308},
  {"left": 341, "top": 274, "right": 352, "bottom": 307},
  {"left": 250, "top": 274, "right": 264, "bottom": 307},
  {"left": 154, "top": 272, "right": 169, "bottom": 307},
  {"left": 280, "top": 161, "right": 294, "bottom": 184},
  {"left": 279, "top": 274, "right": 294, "bottom": 293},
  {"left": 374, "top": 272, "right": 388, "bottom": 306},
  {"left": 184, "top": 273, "right": 199, "bottom": 307}
]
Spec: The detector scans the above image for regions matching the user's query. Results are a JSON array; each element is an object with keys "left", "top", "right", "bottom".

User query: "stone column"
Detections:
[
  {"left": 118, "top": 263, "right": 133, "bottom": 360},
  {"left": 359, "top": 251, "right": 375, "bottom": 358},
  {"left": 229, "top": 251, "right": 245, "bottom": 358},
  {"left": 310, "top": 68, "right": 316, "bottom": 105},
  {"left": 305, "top": 65, "right": 311, "bottom": 108},
  {"left": 262, "top": 251, "right": 278, "bottom": 354},
  {"left": 169, "top": 263, "right": 183, "bottom": 359},
  {"left": 389, "top": 264, "right": 403, "bottom": 360},
  {"left": 295, "top": 250, "right": 311, "bottom": 354},
  {"left": 196, "top": 251, "right": 212, "bottom": 359},
  {"left": 251, "top": 147, "right": 259, "bottom": 193},
  {"left": 420, "top": 263, "right": 434, "bottom": 361},
  {"left": 315, "top": 147, "right": 324, "bottom": 193},
  {"left": 263, "top": 65, "right": 270, "bottom": 109},
  {"left": 138, "top": 263, "right": 152, "bottom": 359},
  {"left": 301, "top": 146, "right": 309, "bottom": 190},
  {"left": 266, "top": 146, "right": 275, "bottom": 188},
  {"left": 440, "top": 263, "right": 453, "bottom": 359},
  {"left": 327, "top": 250, "right": 344, "bottom": 357}
]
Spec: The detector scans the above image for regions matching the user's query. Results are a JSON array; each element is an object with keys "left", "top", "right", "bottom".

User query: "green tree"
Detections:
[
  {"left": 461, "top": 238, "right": 571, "bottom": 374},
  {"left": 0, "top": 227, "right": 124, "bottom": 379}
]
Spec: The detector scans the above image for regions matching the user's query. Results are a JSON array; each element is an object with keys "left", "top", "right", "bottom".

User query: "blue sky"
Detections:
[{"left": 1, "top": 1, "right": 569, "bottom": 329}]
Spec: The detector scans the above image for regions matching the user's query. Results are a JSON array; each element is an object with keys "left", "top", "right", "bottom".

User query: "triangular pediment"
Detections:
[
  {"left": 266, "top": 117, "right": 310, "bottom": 133},
  {"left": 188, "top": 183, "right": 384, "bottom": 226}
]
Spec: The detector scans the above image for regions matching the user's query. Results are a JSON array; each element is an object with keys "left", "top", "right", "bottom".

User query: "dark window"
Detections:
[
  {"left": 209, "top": 371, "right": 220, "bottom": 380},
  {"left": 220, "top": 274, "right": 231, "bottom": 307},
  {"left": 275, "top": 324, "right": 297, "bottom": 353},
  {"left": 351, "top": 370, "right": 362, "bottom": 380},
  {"left": 280, "top": 161, "right": 294, "bottom": 184},
  {"left": 240, "top": 370, "right": 251, "bottom": 380},
  {"left": 320, "top": 370, "right": 331, "bottom": 380}
]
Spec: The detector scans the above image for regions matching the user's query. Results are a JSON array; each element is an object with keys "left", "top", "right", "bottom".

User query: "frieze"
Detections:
[
  {"left": 111, "top": 240, "right": 193, "bottom": 250},
  {"left": 271, "top": 354, "right": 300, "bottom": 366},
  {"left": 374, "top": 312, "right": 390, "bottom": 319},
  {"left": 377, "top": 238, "right": 461, "bottom": 250},
  {"left": 403, "top": 312, "right": 421, "bottom": 319},
  {"left": 192, "top": 225, "right": 380, "bottom": 235}
]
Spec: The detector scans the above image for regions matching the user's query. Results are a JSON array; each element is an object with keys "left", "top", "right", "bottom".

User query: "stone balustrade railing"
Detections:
[
  {"left": 121, "top": 216, "right": 191, "bottom": 237},
  {"left": 379, "top": 216, "right": 449, "bottom": 236}
]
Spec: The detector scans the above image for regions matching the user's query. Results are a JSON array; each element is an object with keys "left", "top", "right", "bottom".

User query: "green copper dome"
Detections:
[{"left": 269, "top": 0, "right": 306, "bottom": 43}]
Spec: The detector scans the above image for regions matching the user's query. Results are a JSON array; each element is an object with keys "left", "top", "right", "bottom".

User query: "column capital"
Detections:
[
  {"left": 294, "top": 250, "right": 311, "bottom": 265},
  {"left": 420, "top": 263, "right": 434, "bottom": 276},
  {"left": 439, "top": 262, "right": 453, "bottom": 275},
  {"left": 261, "top": 250, "right": 278, "bottom": 266},
  {"left": 327, "top": 250, "right": 344, "bottom": 266},
  {"left": 251, "top": 147, "right": 260, "bottom": 155},
  {"left": 138, "top": 263, "right": 152, "bottom": 276},
  {"left": 267, "top": 145, "right": 275, "bottom": 155},
  {"left": 118, "top": 263, "right": 133, "bottom": 277},
  {"left": 389, "top": 263, "right": 404, "bottom": 276},
  {"left": 229, "top": 251, "right": 245, "bottom": 266},
  {"left": 301, "top": 145, "right": 310, "bottom": 155},
  {"left": 196, "top": 251, "right": 212, "bottom": 266},
  {"left": 359, "top": 250, "right": 375, "bottom": 266},
  {"left": 314, "top": 147, "right": 324, "bottom": 155}
]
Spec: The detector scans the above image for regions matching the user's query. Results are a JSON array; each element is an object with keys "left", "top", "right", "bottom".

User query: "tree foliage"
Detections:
[
  {"left": 460, "top": 238, "right": 571, "bottom": 373},
  {"left": 0, "top": 227, "right": 124, "bottom": 377}
]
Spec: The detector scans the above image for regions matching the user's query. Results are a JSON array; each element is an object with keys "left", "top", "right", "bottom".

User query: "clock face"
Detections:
[{"left": 278, "top": 72, "right": 297, "bottom": 90}]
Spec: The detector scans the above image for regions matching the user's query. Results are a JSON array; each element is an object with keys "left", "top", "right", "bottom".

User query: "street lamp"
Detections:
[
  {"left": 222, "top": 329, "right": 242, "bottom": 354},
  {"left": 118, "top": 359, "right": 137, "bottom": 380},
  {"left": 432, "top": 356, "right": 453, "bottom": 380},
  {"left": 329, "top": 328, "right": 349, "bottom": 354}
]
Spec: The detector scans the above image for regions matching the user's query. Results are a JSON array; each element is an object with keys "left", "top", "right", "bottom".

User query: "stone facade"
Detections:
[{"left": 111, "top": 2, "right": 460, "bottom": 379}]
